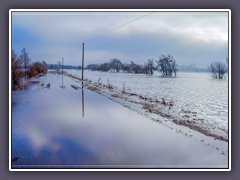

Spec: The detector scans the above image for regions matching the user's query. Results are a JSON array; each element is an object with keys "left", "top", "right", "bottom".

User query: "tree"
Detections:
[
  {"left": 12, "top": 50, "right": 24, "bottom": 90},
  {"left": 98, "top": 62, "right": 110, "bottom": 72},
  {"left": 109, "top": 58, "right": 122, "bottom": 72},
  {"left": 129, "top": 61, "right": 136, "bottom": 73},
  {"left": 20, "top": 48, "right": 31, "bottom": 77},
  {"left": 86, "top": 64, "right": 100, "bottom": 71},
  {"left": 171, "top": 58, "right": 177, "bottom": 77},
  {"left": 129, "top": 61, "right": 144, "bottom": 74},
  {"left": 144, "top": 59, "right": 155, "bottom": 75},
  {"left": 122, "top": 63, "right": 131, "bottom": 73},
  {"left": 208, "top": 61, "right": 227, "bottom": 79},
  {"left": 156, "top": 54, "right": 177, "bottom": 77},
  {"left": 226, "top": 57, "right": 229, "bottom": 72}
]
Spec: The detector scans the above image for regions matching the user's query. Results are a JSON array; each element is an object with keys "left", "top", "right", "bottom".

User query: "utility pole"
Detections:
[
  {"left": 62, "top": 58, "right": 64, "bottom": 73},
  {"left": 82, "top": 42, "right": 85, "bottom": 81}
]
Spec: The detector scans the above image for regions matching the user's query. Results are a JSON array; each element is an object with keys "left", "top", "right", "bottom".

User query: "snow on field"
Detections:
[{"left": 66, "top": 70, "right": 228, "bottom": 141}]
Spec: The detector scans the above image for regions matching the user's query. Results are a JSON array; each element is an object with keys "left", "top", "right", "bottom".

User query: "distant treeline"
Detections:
[
  {"left": 178, "top": 64, "right": 208, "bottom": 72},
  {"left": 86, "top": 54, "right": 177, "bottom": 77},
  {"left": 48, "top": 64, "right": 81, "bottom": 70},
  {"left": 86, "top": 59, "right": 154, "bottom": 74}
]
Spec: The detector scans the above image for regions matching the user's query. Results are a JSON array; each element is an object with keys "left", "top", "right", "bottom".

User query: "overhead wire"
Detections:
[{"left": 84, "top": 12, "right": 154, "bottom": 43}]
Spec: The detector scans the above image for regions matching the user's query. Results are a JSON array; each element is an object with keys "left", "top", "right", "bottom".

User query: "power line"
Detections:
[{"left": 84, "top": 12, "right": 154, "bottom": 43}]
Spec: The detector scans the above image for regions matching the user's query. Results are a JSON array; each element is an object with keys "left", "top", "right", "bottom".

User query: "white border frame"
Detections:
[{"left": 9, "top": 9, "right": 231, "bottom": 172}]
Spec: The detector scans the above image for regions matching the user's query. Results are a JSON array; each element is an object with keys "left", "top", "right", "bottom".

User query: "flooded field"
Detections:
[
  {"left": 67, "top": 70, "right": 228, "bottom": 140},
  {"left": 11, "top": 72, "right": 228, "bottom": 168}
]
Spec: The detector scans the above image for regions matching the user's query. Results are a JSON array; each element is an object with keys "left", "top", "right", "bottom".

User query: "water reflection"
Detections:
[
  {"left": 82, "top": 82, "right": 85, "bottom": 118},
  {"left": 66, "top": 70, "right": 228, "bottom": 129},
  {"left": 11, "top": 73, "right": 228, "bottom": 168},
  {"left": 60, "top": 70, "right": 66, "bottom": 89},
  {"left": 68, "top": 79, "right": 85, "bottom": 118}
]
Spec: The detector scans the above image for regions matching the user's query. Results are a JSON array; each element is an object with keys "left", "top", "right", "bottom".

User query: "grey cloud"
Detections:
[{"left": 12, "top": 11, "right": 229, "bottom": 67}]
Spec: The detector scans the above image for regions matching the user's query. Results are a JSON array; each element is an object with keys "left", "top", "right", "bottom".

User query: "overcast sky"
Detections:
[{"left": 12, "top": 11, "right": 229, "bottom": 67}]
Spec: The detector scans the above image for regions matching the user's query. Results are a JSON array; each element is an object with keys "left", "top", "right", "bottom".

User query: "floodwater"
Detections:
[
  {"left": 68, "top": 70, "right": 228, "bottom": 133},
  {"left": 11, "top": 73, "right": 228, "bottom": 168}
]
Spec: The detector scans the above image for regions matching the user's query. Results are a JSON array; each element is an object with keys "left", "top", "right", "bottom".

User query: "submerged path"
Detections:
[{"left": 11, "top": 73, "right": 228, "bottom": 169}]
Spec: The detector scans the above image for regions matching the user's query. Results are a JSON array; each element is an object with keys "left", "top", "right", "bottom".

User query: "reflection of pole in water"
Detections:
[
  {"left": 81, "top": 42, "right": 85, "bottom": 117},
  {"left": 81, "top": 81, "right": 85, "bottom": 118},
  {"left": 60, "top": 57, "right": 66, "bottom": 89},
  {"left": 62, "top": 57, "right": 64, "bottom": 86}
]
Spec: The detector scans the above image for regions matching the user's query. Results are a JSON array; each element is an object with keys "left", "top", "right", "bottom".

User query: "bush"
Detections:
[
  {"left": 28, "top": 61, "right": 48, "bottom": 78},
  {"left": 12, "top": 48, "right": 48, "bottom": 90}
]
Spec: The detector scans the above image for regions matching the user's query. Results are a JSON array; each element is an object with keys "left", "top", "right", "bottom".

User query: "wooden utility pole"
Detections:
[
  {"left": 62, "top": 58, "right": 64, "bottom": 73},
  {"left": 82, "top": 42, "right": 85, "bottom": 81}
]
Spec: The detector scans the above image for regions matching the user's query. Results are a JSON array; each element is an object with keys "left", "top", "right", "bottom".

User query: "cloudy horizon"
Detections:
[{"left": 12, "top": 11, "right": 229, "bottom": 68}]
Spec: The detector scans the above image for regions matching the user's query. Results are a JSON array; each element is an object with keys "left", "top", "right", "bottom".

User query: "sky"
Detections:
[{"left": 12, "top": 11, "right": 229, "bottom": 68}]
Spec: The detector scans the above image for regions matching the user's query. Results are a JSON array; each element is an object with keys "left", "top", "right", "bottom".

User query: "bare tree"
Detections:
[
  {"left": 144, "top": 59, "right": 155, "bottom": 75},
  {"left": 156, "top": 54, "right": 177, "bottom": 77},
  {"left": 208, "top": 61, "right": 227, "bottom": 79},
  {"left": 129, "top": 61, "right": 136, "bottom": 73},
  {"left": 226, "top": 57, "right": 229, "bottom": 72},
  {"left": 86, "top": 64, "right": 100, "bottom": 71},
  {"left": 98, "top": 62, "right": 110, "bottom": 72},
  {"left": 12, "top": 50, "right": 24, "bottom": 90},
  {"left": 86, "top": 56, "right": 177, "bottom": 76},
  {"left": 109, "top": 58, "right": 122, "bottom": 72},
  {"left": 127, "top": 61, "right": 144, "bottom": 74},
  {"left": 122, "top": 63, "right": 131, "bottom": 73},
  {"left": 172, "top": 58, "right": 177, "bottom": 77},
  {"left": 20, "top": 48, "right": 31, "bottom": 78}
]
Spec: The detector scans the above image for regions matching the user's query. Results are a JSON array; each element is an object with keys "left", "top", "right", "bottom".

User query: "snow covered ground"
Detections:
[
  {"left": 67, "top": 70, "right": 228, "bottom": 141},
  {"left": 11, "top": 72, "right": 228, "bottom": 168}
]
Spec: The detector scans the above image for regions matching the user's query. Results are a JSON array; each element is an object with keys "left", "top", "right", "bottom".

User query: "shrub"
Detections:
[{"left": 28, "top": 61, "right": 48, "bottom": 78}]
